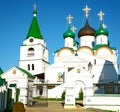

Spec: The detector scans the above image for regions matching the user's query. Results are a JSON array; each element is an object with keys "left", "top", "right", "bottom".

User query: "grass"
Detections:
[{"left": 33, "top": 96, "right": 64, "bottom": 101}]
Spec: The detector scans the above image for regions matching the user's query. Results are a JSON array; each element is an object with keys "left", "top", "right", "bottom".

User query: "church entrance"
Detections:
[
  {"left": 32, "top": 84, "right": 48, "bottom": 107},
  {"left": 64, "top": 80, "right": 85, "bottom": 109},
  {"left": 74, "top": 80, "right": 85, "bottom": 108}
]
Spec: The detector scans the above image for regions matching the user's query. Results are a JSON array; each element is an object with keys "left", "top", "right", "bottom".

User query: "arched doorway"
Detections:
[
  {"left": 74, "top": 80, "right": 85, "bottom": 108},
  {"left": 64, "top": 80, "right": 86, "bottom": 109}
]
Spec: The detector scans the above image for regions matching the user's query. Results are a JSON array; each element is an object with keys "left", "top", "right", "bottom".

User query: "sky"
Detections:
[{"left": 0, "top": 0, "right": 120, "bottom": 72}]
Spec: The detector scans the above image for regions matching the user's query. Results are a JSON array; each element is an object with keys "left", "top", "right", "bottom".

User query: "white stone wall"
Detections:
[
  {"left": 84, "top": 95, "right": 120, "bottom": 111},
  {"left": 19, "top": 37, "right": 49, "bottom": 75}
]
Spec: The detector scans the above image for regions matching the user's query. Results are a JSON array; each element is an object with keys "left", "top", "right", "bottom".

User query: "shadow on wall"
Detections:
[{"left": 94, "top": 60, "right": 119, "bottom": 94}]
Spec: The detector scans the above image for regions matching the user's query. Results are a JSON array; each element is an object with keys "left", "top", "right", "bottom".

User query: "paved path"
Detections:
[{"left": 25, "top": 101, "right": 106, "bottom": 112}]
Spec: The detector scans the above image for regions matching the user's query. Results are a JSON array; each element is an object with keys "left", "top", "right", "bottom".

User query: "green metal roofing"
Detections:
[
  {"left": 16, "top": 67, "right": 35, "bottom": 78},
  {"left": 0, "top": 76, "right": 7, "bottom": 86},
  {"left": 93, "top": 44, "right": 108, "bottom": 50},
  {"left": 26, "top": 9, "right": 43, "bottom": 39},
  {"left": 0, "top": 67, "right": 3, "bottom": 75},
  {"left": 93, "top": 44, "right": 117, "bottom": 50},
  {"left": 63, "top": 27, "right": 75, "bottom": 38},
  {"left": 96, "top": 23, "right": 108, "bottom": 36}
]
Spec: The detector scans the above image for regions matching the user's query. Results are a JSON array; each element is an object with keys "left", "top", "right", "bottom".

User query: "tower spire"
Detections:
[{"left": 26, "top": 3, "right": 43, "bottom": 39}]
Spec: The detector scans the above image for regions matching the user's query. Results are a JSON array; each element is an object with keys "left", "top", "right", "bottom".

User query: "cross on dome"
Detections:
[
  {"left": 83, "top": 5, "right": 91, "bottom": 18},
  {"left": 66, "top": 14, "right": 73, "bottom": 24},
  {"left": 71, "top": 26, "right": 77, "bottom": 32},
  {"left": 34, "top": 3, "right": 37, "bottom": 10},
  {"left": 98, "top": 11, "right": 105, "bottom": 21},
  {"left": 33, "top": 3, "right": 37, "bottom": 17}
]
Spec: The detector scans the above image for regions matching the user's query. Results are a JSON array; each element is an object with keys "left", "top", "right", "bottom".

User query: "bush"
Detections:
[
  {"left": 61, "top": 91, "right": 66, "bottom": 100},
  {"left": 3, "top": 108, "right": 12, "bottom": 112}
]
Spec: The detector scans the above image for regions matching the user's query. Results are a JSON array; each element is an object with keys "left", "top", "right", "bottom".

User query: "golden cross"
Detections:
[
  {"left": 83, "top": 5, "right": 91, "bottom": 18},
  {"left": 66, "top": 14, "right": 73, "bottom": 24},
  {"left": 34, "top": 3, "right": 36, "bottom": 10},
  {"left": 71, "top": 26, "right": 77, "bottom": 32},
  {"left": 98, "top": 11, "right": 105, "bottom": 21}
]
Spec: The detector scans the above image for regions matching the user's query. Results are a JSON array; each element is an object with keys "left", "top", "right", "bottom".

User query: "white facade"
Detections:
[
  {"left": 1, "top": 66, "right": 34, "bottom": 105},
  {"left": 19, "top": 37, "right": 49, "bottom": 75},
  {"left": 44, "top": 6, "right": 119, "bottom": 100}
]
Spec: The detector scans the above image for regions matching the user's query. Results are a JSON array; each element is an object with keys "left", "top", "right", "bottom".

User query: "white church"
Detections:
[{"left": 0, "top": 3, "right": 120, "bottom": 111}]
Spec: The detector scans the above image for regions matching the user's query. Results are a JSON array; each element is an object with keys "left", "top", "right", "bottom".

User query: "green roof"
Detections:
[
  {"left": 16, "top": 67, "right": 35, "bottom": 78},
  {"left": 26, "top": 9, "right": 43, "bottom": 39},
  {"left": 93, "top": 44, "right": 108, "bottom": 50},
  {"left": 0, "top": 67, "right": 3, "bottom": 75},
  {"left": 63, "top": 27, "right": 75, "bottom": 38},
  {"left": 96, "top": 23, "right": 108, "bottom": 36},
  {"left": 93, "top": 44, "right": 117, "bottom": 50}
]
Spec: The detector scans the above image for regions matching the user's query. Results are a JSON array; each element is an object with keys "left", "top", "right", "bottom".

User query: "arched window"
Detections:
[{"left": 28, "top": 47, "right": 35, "bottom": 57}]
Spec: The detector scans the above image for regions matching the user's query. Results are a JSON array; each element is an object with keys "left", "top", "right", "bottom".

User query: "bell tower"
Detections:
[{"left": 19, "top": 4, "right": 49, "bottom": 75}]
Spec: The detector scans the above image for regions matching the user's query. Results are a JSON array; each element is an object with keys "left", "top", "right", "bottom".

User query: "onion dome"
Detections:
[
  {"left": 63, "top": 27, "right": 75, "bottom": 38},
  {"left": 78, "top": 20, "right": 95, "bottom": 37},
  {"left": 96, "top": 23, "right": 108, "bottom": 36}
]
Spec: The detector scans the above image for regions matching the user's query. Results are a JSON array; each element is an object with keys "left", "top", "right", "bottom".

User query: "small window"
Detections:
[
  {"left": 94, "top": 59, "right": 96, "bottom": 65},
  {"left": 28, "top": 64, "right": 30, "bottom": 70},
  {"left": 29, "top": 38, "right": 34, "bottom": 42},
  {"left": 32, "top": 64, "right": 34, "bottom": 70}
]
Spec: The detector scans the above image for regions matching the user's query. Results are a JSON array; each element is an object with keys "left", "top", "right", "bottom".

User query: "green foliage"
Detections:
[
  {"left": 3, "top": 108, "right": 12, "bottom": 112},
  {"left": 79, "top": 88, "right": 83, "bottom": 100},
  {"left": 61, "top": 91, "right": 66, "bottom": 100}
]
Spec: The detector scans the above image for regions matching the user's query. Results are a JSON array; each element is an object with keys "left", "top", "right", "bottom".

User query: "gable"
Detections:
[{"left": 1, "top": 66, "right": 34, "bottom": 79}]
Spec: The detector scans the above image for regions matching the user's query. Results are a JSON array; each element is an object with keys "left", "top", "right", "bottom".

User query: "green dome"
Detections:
[
  {"left": 63, "top": 27, "right": 75, "bottom": 38},
  {"left": 96, "top": 23, "right": 108, "bottom": 36}
]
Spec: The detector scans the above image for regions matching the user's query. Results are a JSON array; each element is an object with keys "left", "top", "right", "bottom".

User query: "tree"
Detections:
[{"left": 79, "top": 88, "right": 83, "bottom": 100}]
